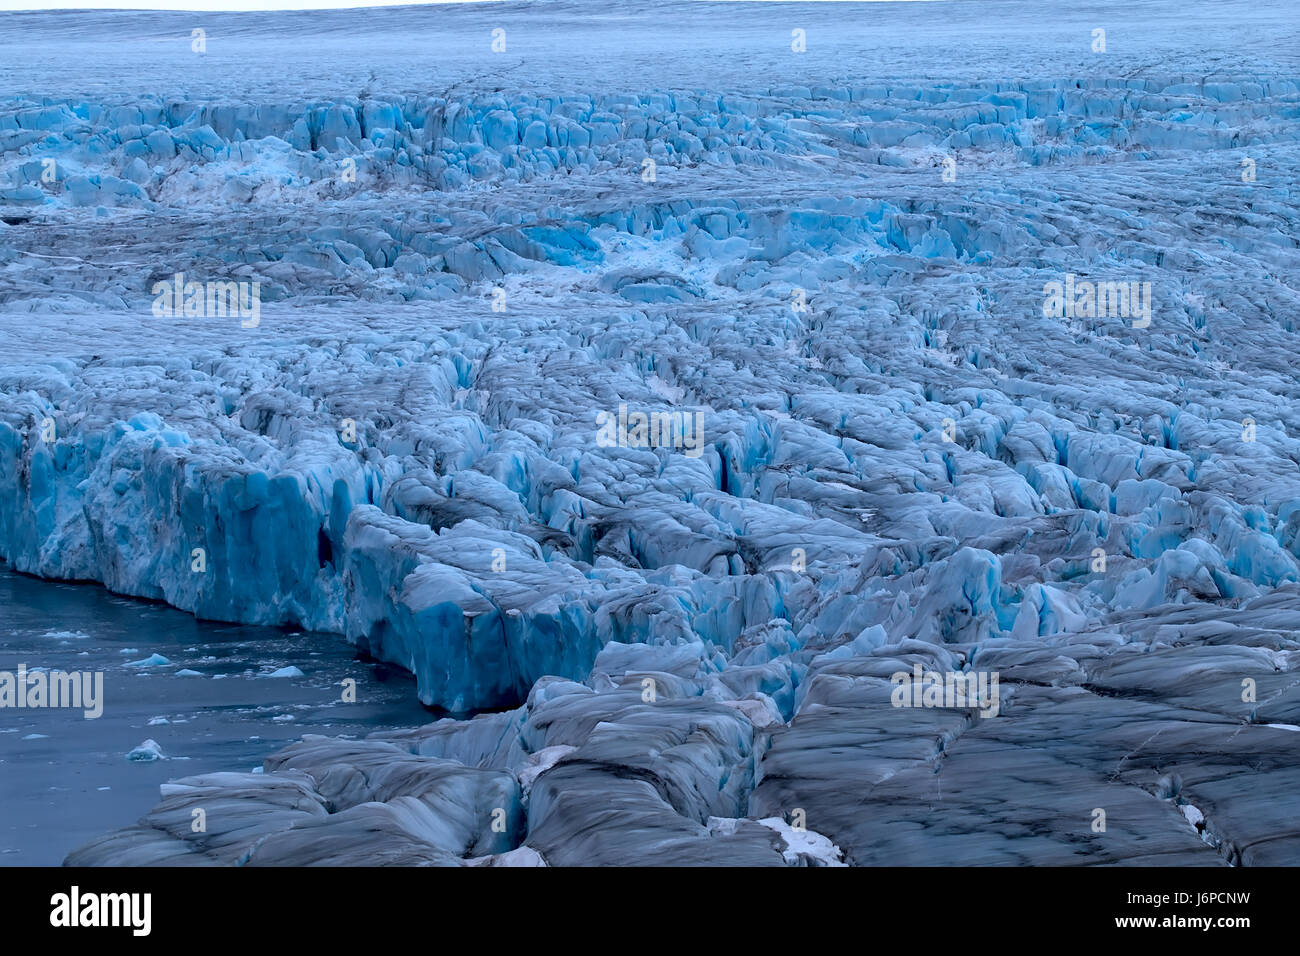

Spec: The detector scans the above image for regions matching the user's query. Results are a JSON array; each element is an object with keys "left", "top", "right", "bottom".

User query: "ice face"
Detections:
[{"left": 5, "top": 0, "right": 1300, "bottom": 865}]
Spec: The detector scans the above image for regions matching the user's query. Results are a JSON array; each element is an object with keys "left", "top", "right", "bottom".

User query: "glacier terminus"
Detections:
[{"left": 1, "top": 0, "right": 1299, "bottom": 868}]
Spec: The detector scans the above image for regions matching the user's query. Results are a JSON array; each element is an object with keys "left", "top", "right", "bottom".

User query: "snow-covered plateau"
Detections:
[{"left": 3, "top": 0, "right": 1300, "bottom": 865}]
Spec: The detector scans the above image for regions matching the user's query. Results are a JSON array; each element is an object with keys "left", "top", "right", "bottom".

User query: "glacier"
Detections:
[{"left": 3, "top": 0, "right": 1300, "bottom": 865}]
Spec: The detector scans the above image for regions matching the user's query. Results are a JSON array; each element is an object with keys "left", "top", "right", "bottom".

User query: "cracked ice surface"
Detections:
[{"left": 4, "top": 0, "right": 1300, "bottom": 864}]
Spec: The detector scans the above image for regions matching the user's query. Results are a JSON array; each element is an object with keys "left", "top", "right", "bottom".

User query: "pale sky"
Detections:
[
  {"left": 2, "top": 0, "right": 934, "bottom": 12},
  {"left": 0, "top": 1, "right": 502, "bottom": 10}
]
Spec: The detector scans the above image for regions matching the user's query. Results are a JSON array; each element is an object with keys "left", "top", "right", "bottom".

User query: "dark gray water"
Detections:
[{"left": 0, "top": 565, "right": 430, "bottom": 866}]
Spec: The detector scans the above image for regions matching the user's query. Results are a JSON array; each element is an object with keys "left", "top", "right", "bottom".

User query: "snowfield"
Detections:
[{"left": 3, "top": 0, "right": 1300, "bottom": 865}]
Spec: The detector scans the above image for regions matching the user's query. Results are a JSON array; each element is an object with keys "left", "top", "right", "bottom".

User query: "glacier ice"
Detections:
[{"left": 2, "top": 0, "right": 1300, "bottom": 865}]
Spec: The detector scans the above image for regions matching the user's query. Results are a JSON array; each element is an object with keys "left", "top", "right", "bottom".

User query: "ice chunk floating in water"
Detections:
[{"left": 125, "top": 739, "right": 166, "bottom": 763}]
